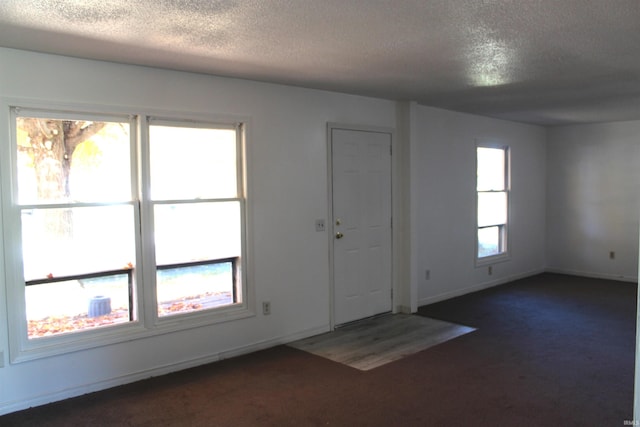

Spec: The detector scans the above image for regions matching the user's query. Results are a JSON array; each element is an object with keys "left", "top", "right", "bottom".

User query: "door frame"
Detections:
[{"left": 326, "top": 122, "right": 398, "bottom": 329}]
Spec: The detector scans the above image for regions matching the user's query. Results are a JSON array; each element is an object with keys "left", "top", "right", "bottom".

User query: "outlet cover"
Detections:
[{"left": 262, "top": 301, "right": 271, "bottom": 315}]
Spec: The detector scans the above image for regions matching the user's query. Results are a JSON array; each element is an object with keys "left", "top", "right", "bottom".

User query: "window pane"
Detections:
[
  {"left": 149, "top": 125, "right": 237, "bottom": 200},
  {"left": 154, "top": 202, "right": 241, "bottom": 265},
  {"left": 16, "top": 117, "right": 131, "bottom": 204},
  {"left": 477, "top": 147, "right": 505, "bottom": 191},
  {"left": 26, "top": 273, "right": 132, "bottom": 339},
  {"left": 157, "top": 261, "right": 236, "bottom": 317},
  {"left": 22, "top": 205, "right": 136, "bottom": 281},
  {"left": 478, "top": 226, "right": 501, "bottom": 258},
  {"left": 478, "top": 192, "right": 507, "bottom": 227}
]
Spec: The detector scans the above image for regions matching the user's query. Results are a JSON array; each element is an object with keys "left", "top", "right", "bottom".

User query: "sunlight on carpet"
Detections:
[{"left": 288, "top": 314, "right": 475, "bottom": 371}]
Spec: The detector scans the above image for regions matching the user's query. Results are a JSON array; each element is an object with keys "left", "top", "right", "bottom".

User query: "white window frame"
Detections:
[
  {"left": 2, "top": 102, "right": 252, "bottom": 363},
  {"left": 475, "top": 141, "right": 510, "bottom": 266},
  {"left": 142, "top": 117, "right": 250, "bottom": 329}
]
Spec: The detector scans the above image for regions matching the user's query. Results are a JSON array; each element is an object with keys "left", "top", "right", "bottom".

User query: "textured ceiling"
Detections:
[{"left": 0, "top": 0, "right": 639, "bottom": 126}]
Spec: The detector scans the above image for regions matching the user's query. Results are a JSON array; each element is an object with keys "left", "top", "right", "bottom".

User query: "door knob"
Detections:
[{"left": 336, "top": 232, "right": 344, "bottom": 239}]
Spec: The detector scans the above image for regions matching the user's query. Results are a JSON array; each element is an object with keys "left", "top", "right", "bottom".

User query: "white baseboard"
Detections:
[
  {"left": 418, "top": 268, "right": 546, "bottom": 307},
  {"left": 396, "top": 305, "right": 414, "bottom": 314},
  {"left": 544, "top": 268, "right": 638, "bottom": 283},
  {"left": 0, "top": 324, "right": 330, "bottom": 416},
  {"left": 418, "top": 267, "right": 638, "bottom": 309}
]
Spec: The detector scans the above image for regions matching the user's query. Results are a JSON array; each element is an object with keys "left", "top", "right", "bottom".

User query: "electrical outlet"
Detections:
[
  {"left": 425, "top": 269, "right": 430, "bottom": 280},
  {"left": 262, "top": 301, "right": 271, "bottom": 315},
  {"left": 609, "top": 251, "right": 615, "bottom": 260},
  {"left": 488, "top": 266, "right": 493, "bottom": 275},
  {"left": 315, "top": 219, "right": 325, "bottom": 232}
]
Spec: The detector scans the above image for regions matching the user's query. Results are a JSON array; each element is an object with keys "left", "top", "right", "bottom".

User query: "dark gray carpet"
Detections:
[{"left": 1, "top": 273, "right": 635, "bottom": 426}]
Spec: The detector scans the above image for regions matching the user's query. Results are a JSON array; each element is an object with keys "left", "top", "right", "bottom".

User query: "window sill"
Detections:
[
  {"left": 475, "top": 253, "right": 510, "bottom": 268},
  {"left": 153, "top": 303, "right": 254, "bottom": 334},
  {"left": 11, "top": 305, "right": 255, "bottom": 364}
]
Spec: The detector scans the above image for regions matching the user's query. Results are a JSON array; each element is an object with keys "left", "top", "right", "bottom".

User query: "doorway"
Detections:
[{"left": 329, "top": 125, "right": 393, "bottom": 326}]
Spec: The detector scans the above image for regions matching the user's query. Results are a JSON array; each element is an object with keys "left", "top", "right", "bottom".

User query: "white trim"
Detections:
[
  {"left": 6, "top": 107, "right": 142, "bottom": 361},
  {"left": 12, "top": 309, "right": 255, "bottom": 364},
  {"left": 544, "top": 267, "right": 638, "bottom": 283},
  {"left": 397, "top": 305, "right": 413, "bottom": 314},
  {"left": 11, "top": 106, "right": 131, "bottom": 125},
  {"left": 418, "top": 268, "right": 637, "bottom": 308},
  {"left": 148, "top": 117, "right": 237, "bottom": 130},
  {"left": 475, "top": 140, "right": 511, "bottom": 266},
  {"left": 418, "top": 268, "right": 546, "bottom": 307},
  {"left": 475, "top": 251, "right": 511, "bottom": 268},
  {"left": 1, "top": 97, "right": 251, "bottom": 128},
  {"left": 146, "top": 119, "right": 250, "bottom": 327},
  {"left": 1, "top": 98, "right": 256, "bottom": 363},
  {"left": 326, "top": 126, "right": 335, "bottom": 328}
]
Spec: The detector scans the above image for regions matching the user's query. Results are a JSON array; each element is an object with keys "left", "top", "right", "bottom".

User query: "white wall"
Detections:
[
  {"left": 410, "top": 105, "right": 547, "bottom": 306},
  {"left": 547, "top": 121, "right": 640, "bottom": 281},
  {"left": 0, "top": 47, "right": 397, "bottom": 414},
  {"left": 0, "top": 47, "right": 578, "bottom": 416}
]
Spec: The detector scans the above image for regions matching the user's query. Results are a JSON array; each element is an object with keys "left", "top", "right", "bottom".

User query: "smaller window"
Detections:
[{"left": 476, "top": 145, "right": 509, "bottom": 261}]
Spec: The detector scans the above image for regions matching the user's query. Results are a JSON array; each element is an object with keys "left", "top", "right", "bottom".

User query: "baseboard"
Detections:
[
  {"left": 396, "top": 305, "right": 414, "bottom": 314},
  {"left": 418, "top": 268, "right": 546, "bottom": 307},
  {"left": 0, "top": 324, "right": 330, "bottom": 416},
  {"left": 218, "top": 325, "right": 330, "bottom": 360},
  {"left": 544, "top": 268, "right": 638, "bottom": 283}
]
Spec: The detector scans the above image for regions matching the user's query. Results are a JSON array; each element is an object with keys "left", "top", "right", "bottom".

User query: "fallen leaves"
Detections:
[
  {"left": 27, "top": 291, "right": 235, "bottom": 338},
  {"left": 27, "top": 308, "right": 129, "bottom": 339}
]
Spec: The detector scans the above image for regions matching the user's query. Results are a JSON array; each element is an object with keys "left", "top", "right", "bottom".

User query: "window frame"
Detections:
[
  {"left": 2, "top": 102, "right": 252, "bottom": 363},
  {"left": 475, "top": 141, "right": 510, "bottom": 266},
  {"left": 143, "top": 117, "right": 249, "bottom": 328}
]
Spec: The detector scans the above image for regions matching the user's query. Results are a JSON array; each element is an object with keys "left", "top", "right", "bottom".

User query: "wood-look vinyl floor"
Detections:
[{"left": 288, "top": 313, "right": 475, "bottom": 370}]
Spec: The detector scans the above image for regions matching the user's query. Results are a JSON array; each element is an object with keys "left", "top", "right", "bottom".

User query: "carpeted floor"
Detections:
[{"left": 0, "top": 273, "right": 635, "bottom": 426}]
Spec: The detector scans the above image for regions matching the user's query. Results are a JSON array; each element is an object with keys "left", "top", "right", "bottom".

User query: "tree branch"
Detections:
[{"left": 63, "top": 121, "right": 107, "bottom": 155}]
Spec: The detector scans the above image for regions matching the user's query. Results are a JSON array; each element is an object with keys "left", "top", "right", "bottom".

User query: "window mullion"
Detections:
[{"left": 136, "top": 116, "right": 157, "bottom": 327}]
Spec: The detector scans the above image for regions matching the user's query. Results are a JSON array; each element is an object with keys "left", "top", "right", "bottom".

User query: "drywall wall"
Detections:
[
  {"left": 0, "top": 46, "right": 582, "bottom": 416},
  {"left": 547, "top": 121, "right": 640, "bottom": 281},
  {"left": 0, "top": 47, "right": 397, "bottom": 414},
  {"left": 410, "top": 105, "right": 547, "bottom": 305}
]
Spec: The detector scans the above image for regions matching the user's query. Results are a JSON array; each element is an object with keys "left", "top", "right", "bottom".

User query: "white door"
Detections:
[{"left": 331, "top": 127, "right": 392, "bottom": 326}]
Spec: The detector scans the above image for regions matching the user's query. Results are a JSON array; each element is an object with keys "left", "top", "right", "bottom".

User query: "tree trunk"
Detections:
[{"left": 18, "top": 118, "right": 106, "bottom": 237}]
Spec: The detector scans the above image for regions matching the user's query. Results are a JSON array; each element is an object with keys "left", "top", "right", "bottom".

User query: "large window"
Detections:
[
  {"left": 15, "top": 113, "right": 136, "bottom": 339},
  {"left": 476, "top": 144, "right": 509, "bottom": 261},
  {"left": 6, "top": 107, "right": 247, "bottom": 360},
  {"left": 149, "top": 122, "right": 243, "bottom": 318}
]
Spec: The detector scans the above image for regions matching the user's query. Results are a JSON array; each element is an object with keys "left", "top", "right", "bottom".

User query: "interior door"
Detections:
[{"left": 331, "top": 127, "right": 392, "bottom": 326}]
